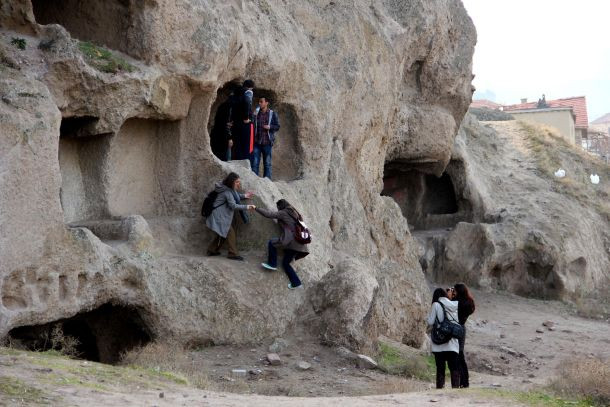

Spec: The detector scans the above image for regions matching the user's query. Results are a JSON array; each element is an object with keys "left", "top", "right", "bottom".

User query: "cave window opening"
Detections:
[
  {"left": 31, "top": 0, "right": 146, "bottom": 60},
  {"left": 59, "top": 115, "right": 181, "bottom": 241},
  {"left": 208, "top": 82, "right": 302, "bottom": 181},
  {"left": 58, "top": 116, "right": 111, "bottom": 226},
  {"left": 7, "top": 304, "right": 152, "bottom": 364},
  {"left": 381, "top": 161, "right": 470, "bottom": 231}
]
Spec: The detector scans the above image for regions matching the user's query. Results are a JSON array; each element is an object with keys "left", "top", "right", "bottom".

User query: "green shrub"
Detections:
[
  {"left": 78, "top": 41, "right": 134, "bottom": 74},
  {"left": 11, "top": 37, "right": 26, "bottom": 50}
]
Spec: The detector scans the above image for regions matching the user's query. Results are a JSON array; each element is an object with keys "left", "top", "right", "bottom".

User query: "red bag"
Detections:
[{"left": 249, "top": 123, "right": 254, "bottom": 154}]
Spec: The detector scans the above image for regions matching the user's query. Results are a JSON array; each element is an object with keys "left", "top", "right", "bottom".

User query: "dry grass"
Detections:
[
  {"left": 120, "top": 341, "right": 213, "bottom": 389},
  {"left": 550, "top": 357, "right": 610, "bottom": 406},
  {"left": 519, "top": 121, "right": 610, "bottom": 220}
]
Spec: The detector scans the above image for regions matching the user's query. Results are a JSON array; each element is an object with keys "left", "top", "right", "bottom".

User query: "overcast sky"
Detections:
[{"left": 462, "top": 0, "right": 610, "bottom": 122}]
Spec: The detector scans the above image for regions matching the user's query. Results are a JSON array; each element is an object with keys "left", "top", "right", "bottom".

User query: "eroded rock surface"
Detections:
[
  {"left": 0, "top": 0, "right": 475, "bottom": 356},
  {"left": 416, "top": 115, "right": 610, "bottom": 300}
]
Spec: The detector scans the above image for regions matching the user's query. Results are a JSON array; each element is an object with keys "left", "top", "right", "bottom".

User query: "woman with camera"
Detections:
[{"left": 427, "top": 287, "right": 461, "bottom": 389}]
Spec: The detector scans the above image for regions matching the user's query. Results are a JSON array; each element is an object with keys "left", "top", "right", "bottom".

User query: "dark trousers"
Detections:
[
  {"left": 267, "top": 240, "right": 301, "bottom": 287},
  {"left": 250, "top": 143, "right": 272, "bottom": 179},
  {"left": 457, "top": 325, "right": 469, "bottom": 388},
  {"left": 433, "top": 351, "right": 460, "bottom": 389}
]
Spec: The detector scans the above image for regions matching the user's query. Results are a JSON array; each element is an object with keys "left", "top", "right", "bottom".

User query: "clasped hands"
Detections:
[{"left": 245, "top": 191, "right": 256, "bottom": 211}]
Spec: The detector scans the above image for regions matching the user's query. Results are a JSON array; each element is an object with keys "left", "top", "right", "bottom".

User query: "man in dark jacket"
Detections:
[
  {"left": 250, "top": 97, "right": 280, "bottom": 179},
  {"left": 210, "top": 90, "right": 235, "bottom": 161},
  {"left": 231, "top": 79, "right": 255, "bottom": 160}
]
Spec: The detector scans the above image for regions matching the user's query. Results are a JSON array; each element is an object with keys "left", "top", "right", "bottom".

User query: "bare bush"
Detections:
[
  {"left": 50, "top": 325, "right": 81, "bottom": 357},
  {"left": 120, "top": 341, "right": 212, "bottom": 389},
  {"left": 550, "top": 357, "right": 610, "bottom": 406}
]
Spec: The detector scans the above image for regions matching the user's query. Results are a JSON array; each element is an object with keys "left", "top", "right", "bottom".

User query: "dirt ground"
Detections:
[{"left": 1, "top": 288, "right": 608, "bottom": 406}]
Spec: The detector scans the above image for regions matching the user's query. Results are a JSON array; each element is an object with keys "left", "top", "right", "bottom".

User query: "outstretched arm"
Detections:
[{"left": 255, "top": 207, "right": 280, "bottom": 219}]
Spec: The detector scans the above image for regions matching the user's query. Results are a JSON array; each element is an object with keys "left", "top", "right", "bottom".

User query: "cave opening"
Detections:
[
  {"left": 7, "top": 304, "right": 152, "bottom": 364},
  {"left": 382, "top": 160, "right": 472, "bottom": 230},
  {"left": 59, "top": 116, "right": 181, "bottom": 242},
  {"left": 208, "top": 81, "right": 302, "bottom": 181},
  {"left": 31, "top": 0, "right": 149, "bottom": 60},
  {"left": 58, "top": 116, "right": 111, "bottom": 225}
]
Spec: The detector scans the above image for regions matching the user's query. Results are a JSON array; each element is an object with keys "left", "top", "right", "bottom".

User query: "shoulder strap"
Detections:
[
  {"left": 438, "top": 301, "right": 458, "bottom": 324},
  {"left": 268, "top": 109, "right": 274, "bottom": 126}
]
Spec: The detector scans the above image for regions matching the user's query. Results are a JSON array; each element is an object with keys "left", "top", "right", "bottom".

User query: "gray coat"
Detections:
[
  {"left": 205, "top": 183, "right": 247, "bottom": 238},
  {"left": 256, "top": 207, "right": 310, "bottom": 259}
]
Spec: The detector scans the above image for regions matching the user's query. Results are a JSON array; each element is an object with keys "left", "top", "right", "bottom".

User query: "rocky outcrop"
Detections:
[
  {"left": 417, "top": 115, "right": 610, "bottom": 300},
  {"left": 0, "top": 0, "right": 475, "bottom": 356}
]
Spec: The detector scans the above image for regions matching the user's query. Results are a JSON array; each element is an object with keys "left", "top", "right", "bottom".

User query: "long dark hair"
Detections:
[
  {"left": 454, "top": 283, "right": 475, "bottom": 313},
  {"left": 432, "top": 288, "right": 448, "bottom": 304},
  {"left": 223, "top": 172, "right": 240, "bottom": 189},
  {"left": 276, "top": 199, "right": 302, "bottom": 221}
]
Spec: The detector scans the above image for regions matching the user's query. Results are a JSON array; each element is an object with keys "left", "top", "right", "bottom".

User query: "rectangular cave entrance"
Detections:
[
  {"left": 208, "top": 82, "right": 302, "bottom": 181},
  {"left": 59, "top": 116, "right": 181, "bottom": 241},
  {"left": 31, "top": 0, "right": 151, "bottom": 59},
  {"left": 7, "top": 304, "right": 152, "bottom": 364},
  {"left": 381, "top": 160, "right": 472, "bottom": 230}
]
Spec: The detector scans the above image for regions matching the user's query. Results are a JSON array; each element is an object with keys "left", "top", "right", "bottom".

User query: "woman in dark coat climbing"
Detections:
[
  {"left": 256, "top": 199, "right": 309, "bottom": 289},
  {"left": 454, "top": 282, "right": 475, "bottom": 388}
]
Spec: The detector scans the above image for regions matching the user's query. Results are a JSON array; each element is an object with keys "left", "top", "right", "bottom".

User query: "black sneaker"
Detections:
[
  {"left": 228, "top": 255, "right": 245, "bottom": 261},
  {"left": 207, "top": 252, "right": 221, "bottom": 256}
]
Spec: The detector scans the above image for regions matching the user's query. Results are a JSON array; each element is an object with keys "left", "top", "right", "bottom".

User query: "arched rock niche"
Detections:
[
  {"left": 59, "top": 116, "right": 181, "bottom": 226},
  {"left": 382, "top": 160, "right": 472, "bottom": 230},
  {"left": 208, "top": 82, "right": 302, "bottom": 181},
  {"left": 31, "top": 0, "right": 154, "bottom": 60}
]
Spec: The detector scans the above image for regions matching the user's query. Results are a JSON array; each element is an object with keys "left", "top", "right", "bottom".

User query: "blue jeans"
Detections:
[
  {"left": 267, "top": 240, "right": 301, "bottom": 287},
  {"left": 250, "top": 143, "right": 272, "bottom": 179}
]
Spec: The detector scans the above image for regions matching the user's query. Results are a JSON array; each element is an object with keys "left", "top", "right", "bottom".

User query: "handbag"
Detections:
[{"left": 431, "top": 302, "right": 464, "bottom": 345}]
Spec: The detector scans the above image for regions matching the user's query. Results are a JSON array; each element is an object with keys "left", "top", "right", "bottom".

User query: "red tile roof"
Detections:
[
  {"left": 470, "top": 99, "right": 503, "bottom": 110},
  {"left": 504, "top": 96, "right": 588, "bottom": 129}
]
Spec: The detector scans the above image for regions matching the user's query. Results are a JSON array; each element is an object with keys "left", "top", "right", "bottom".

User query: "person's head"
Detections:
[
  {"left": 258, "top": 97, "right": 269, "bottom": 111},
  {"left": 432, "top": 288, "right": 448, "bottom": 304},
  {"left": 453, "top": 283, "right": 474, "bottom": 303},
  {"left": 223, "top": 172, "right": 241, "bottom": 190},
  {"left": 243, "top": 79, "right": 255, "bottom": 89},
  {"left": 276, "top": 199, "right": 290, "bottom": 211},
  {"left": 446, "top": 286, "right": 456, "bottom": 300}
]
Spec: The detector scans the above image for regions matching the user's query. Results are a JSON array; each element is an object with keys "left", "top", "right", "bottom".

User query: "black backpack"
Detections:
[
  {"left": 431, "top": 302, "right": 464, "bottom": 345},
  {"left": 201, "top": 190, "right": 224, "bottom": 217}
]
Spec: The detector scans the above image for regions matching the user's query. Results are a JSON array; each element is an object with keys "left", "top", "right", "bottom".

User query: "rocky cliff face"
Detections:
[
  {"left": 0, "top": 0, "right": 475, "bottom": 357},
  {"left": 415, "top": 115, "right": 610, "bottom": 301}
]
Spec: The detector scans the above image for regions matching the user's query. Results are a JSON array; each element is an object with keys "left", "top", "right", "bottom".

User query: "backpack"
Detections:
[
  {"left": 287, "top": 212, "right": 311, "bottom": 245},
  {"left": 431, "top": 302, "right": 464, "bottom": 345},
  {"left": 201, "top": 190, "right": 224, "bottom": 217}
]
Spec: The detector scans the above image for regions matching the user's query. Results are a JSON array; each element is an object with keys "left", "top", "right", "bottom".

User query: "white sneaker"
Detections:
[
  {"left": 288, "top": 283, "right": 303, "bottom": 290},
  {"left": 261, "top": 263, "right": 277, "bottom": 271}
]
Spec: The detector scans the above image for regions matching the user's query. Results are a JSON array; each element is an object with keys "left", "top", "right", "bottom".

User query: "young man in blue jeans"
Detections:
[{"left": 251, "top": 97, "right": 280, "bottom": 179}]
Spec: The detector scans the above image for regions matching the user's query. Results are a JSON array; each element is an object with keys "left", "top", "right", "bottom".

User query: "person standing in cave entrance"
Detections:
[
  {"left": 250, "top": 97, "right": 280, "bottom": 179},
  {"left": 206, "top": 172, "right": 256, "bottom": 261},
  {"left": 210, "top": 86, "right": 238, "bottom": 161},
  {"left": 231, "top": 79, "right": 255, "bottom": 161}
]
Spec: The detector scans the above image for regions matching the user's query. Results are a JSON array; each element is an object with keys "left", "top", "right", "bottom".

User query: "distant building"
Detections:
[
  {"left": 503, "top": 96, "right": 589, "bottom": 146},
  {"left": 586, "top": 113, "right": 610, "bottom": 162},
  {"left": 470, "top": 99, "right": 503, "bottom": 110}
]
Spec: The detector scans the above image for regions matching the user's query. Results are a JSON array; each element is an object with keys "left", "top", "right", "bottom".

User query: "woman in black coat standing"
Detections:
[{"left": 454, "top": 283, "right": 475, "bottom": 388}]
